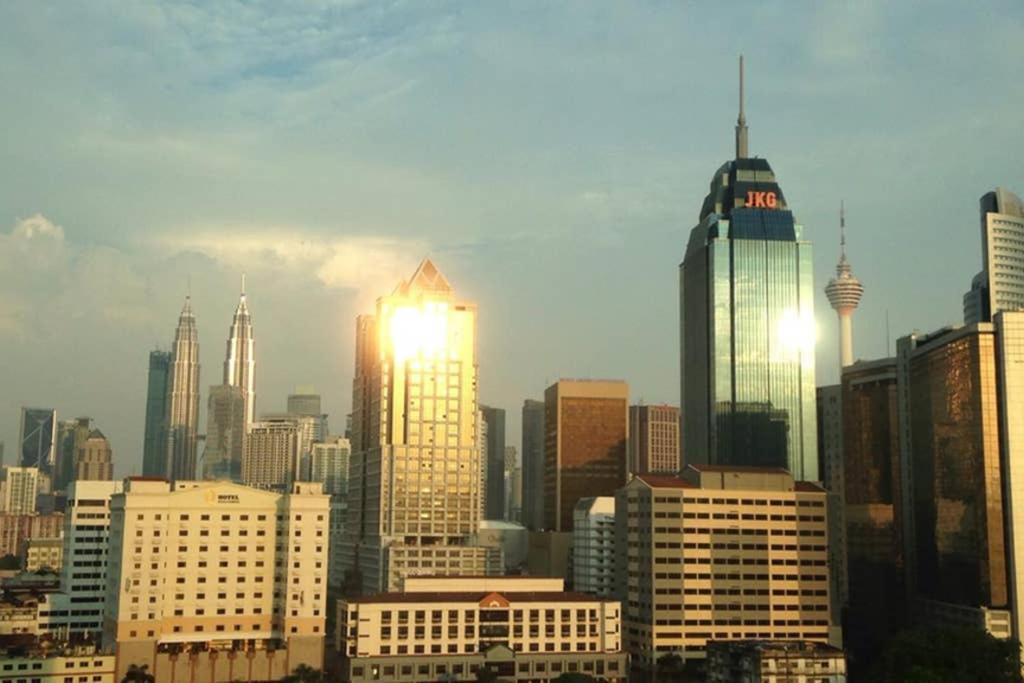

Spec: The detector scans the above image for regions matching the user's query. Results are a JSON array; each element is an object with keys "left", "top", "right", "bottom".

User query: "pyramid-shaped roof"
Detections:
[{"left": 400, "top": 258, "right": 452, "bottom": 296}]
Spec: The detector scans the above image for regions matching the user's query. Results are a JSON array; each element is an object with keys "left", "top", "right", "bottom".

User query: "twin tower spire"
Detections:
[{"left": 163, "top": 276, "right": 255, "bottom": 480}]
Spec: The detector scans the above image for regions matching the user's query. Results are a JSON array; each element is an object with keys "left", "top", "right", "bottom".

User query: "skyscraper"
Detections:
[
  {"left": 202, "top": 384, "right": 245, "bottom": 481},
  {"left": 74, "top": 429, "right": 113, "bottom": 481},
  {"left": 344, "top": 258, "right": 495, "bottom": 593},
  {"left": 165, "top": 296, "right": 200, "bottom": 480},
  {"left": 223, "top": 277, "right": 256, "bottom": 428},
  {"left": 627, "top": 404, "right": 681, "bottom": 474},
  {"left": 54, "top": 417, "right": 92, "bottom": 492},
  {"left": 288, "top": 389, "right": 329, "bottom": 442},
  {"left": 243, "top": 418, "right": 301, "bottom": 489},
  {"left": 142, "top": 350, "right": 171, "bottom": 477},
  {"left": 309, "top": 436, "right": 351, "bottom": 497},
  {"left": 521, "top": 399, "right": 546, "bottom": 530},
  {"left": 964, "top": 187, "right": 1024, "bottom": 324},
  {"left": 543, "top": 379, "right": 628, "bottom": 532},
  {"left": 825, "top": 203, "right": 864, "bottom": 368},
  {"left": 480, "top": 405, "right": 506, "bottom": 520},
  {"left": 18, "top": 407, "right": 56, "bottom": 475},
  {"left": 679, "top": 56, "right": 818, "bottom": 480}
]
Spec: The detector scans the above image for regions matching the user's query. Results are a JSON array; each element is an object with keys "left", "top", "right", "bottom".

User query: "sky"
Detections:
[{"left": 1, "top": 1, "right": 1022, "bottom": 477}]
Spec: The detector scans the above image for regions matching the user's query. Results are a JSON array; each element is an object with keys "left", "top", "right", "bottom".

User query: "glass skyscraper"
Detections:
[
  {"left": 680, "top": 58, "right": 818, "bottom": 480},
  {"left": 142, "top": 350, "right": 170, "bottom": 477}
]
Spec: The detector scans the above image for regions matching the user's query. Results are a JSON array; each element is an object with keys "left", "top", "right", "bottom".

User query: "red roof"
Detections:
[
  {"left": 635, "top": 474, "right": 692, "bottom": 489},
  {"left": 687, "top": 464, "right": 791, "bottom": 475}
]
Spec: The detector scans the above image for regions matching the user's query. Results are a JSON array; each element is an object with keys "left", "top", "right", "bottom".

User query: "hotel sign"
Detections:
[{"left": 745, "top": 190, "right": 778, "bottom": 209}]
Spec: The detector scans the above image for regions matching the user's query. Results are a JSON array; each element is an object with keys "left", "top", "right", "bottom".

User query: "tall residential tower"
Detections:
[
  {"left": 679, "top": 57, "right": 818, "bottom": 480},
  {"left": 825, "top": 203, "right": 864, "bottom": 368},
  {"left": 165, "top": 296, "right": 200, "bottom": 480}
]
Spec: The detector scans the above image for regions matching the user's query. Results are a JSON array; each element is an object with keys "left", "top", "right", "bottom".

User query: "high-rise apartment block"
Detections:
[
  {"left": 165, "top": 296, "right": 200, "bottom": 481},
  {"left": 964, "top": 187, "right": 1024, "bottom": 324},
  {"left": 627, "top": 404, "right": 680, "bottom": 475},
  {"left": 103, "top": 479, "right": 329, "bottom": 683},
  {"left": 0, "top": 512, "right": 63, "bottom": 560},
  {"left": 309, "top": 436, "right": 351, "bottom": 497},
  {"left": 344, "top": 259, "right": 495, "bottom": 593},
  {"left": 1, "top": 467, "right": 40, "bottom": 514},
  {"left": 203, "top": 384, "right": 246, "bottom": 481},
  {"left": 680, "top": 58, "right": 818, "bottom": 480},
  {"left": 616, "top": 466, "right": 833, "bottom": 669},
  {"left": 73, "top": 429, "right": 113, "bottom": 482},
  {"left": 481, "top": 405, "right": 507, "bottom": 520},
  {"left": 521, "top": 399, "right": 545, "bottom": 531},
  {"left": 243, "top": 419, "right": 301, "bottom": 489},
  {"left": 572, "top": 497, "right": 616, "bottom": 598},
  {"left": 543, "top": 380, "right": 628, "bottom": 532},
  {"left": 337, "top": 577, "right": 626, "bottom": 683},
  {"left": 18, "top": 407, "right": 56, "bottom": 475},
  {"left": 143, "top": 350, "right": 171, "bottom": 477}
]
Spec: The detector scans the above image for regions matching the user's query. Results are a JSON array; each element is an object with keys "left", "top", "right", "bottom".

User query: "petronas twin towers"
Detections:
[{"left": 148, "top": 279, "right": 256, "bottom": 481}]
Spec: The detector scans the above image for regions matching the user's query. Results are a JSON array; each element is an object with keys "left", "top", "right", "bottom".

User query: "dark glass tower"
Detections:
[
  {"left": 142, "top": 350, "right": 171, "bottom": 476},
  {"left": 680, "top": 57, "right": 818, "bottom": 480}
]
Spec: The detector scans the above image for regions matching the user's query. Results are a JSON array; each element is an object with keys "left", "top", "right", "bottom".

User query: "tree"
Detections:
[
  {"left": 873, "top": 625, "right": 1022, "bottom": 682},
  {"left": 0, "top": 554, "right": 19, "bottom": 570},
  {"left": 552, "top": 674, "right": 604, "bottom": 683},
  {"left": 474, "top": 668, "right": 499, "bottom": 683},
  {"left": 281, "top": 664, "right": 323, "bottom": 683},
  {"left": 120, "top": 664, "right": 155, "bottom": 683}
]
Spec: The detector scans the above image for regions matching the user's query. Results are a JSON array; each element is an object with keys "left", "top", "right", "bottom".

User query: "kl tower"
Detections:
[{"left": 825, "top": 202, "right": 864, "bottom": 368}]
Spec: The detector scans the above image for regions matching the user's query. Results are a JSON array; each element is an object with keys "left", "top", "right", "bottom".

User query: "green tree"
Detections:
[
  {"left": 474, "top": 668, "right": 499, "bottom": 683},
  {"left": 552, "top": 674, "right": 604, "bottom": 683},
  {"left": 281, "top": 664, "right": 323, "bottom": 683},
  {"left": 120, "top": 664, "right": 155, "bottom": 683},
  {"left": 873, "top": 625, "right": 1021, "bottom": 682},
  {"left": 0, "top": 554, "right": 19, "bottom": 570}
]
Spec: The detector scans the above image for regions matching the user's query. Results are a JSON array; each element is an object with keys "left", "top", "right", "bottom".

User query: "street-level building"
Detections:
[
  {"left": 616, "top": 466, "right": 833, "bottom": 669},
  {"left": 103, "top": 478, "right": 329, "bottom": 683},
  {"left": 337, "top": 576, "right": 626, "bottom": 683},
  {"left": 706, "top": 639, "right": 847, "bottom": 683}
]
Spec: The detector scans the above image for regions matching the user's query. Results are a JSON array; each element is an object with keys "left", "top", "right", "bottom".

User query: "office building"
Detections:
[
  {"left": 825, "top": 203, "right": 864, "bottom": 368},
  {"left": 142, "top": 350, "right": 171, "bottom": 477},
  {"left": 706, "top": 640, "right": 846, "bottom": 683},
  {"left": 0, "top": 512, "right": 63, "bottom": 560},
  {"left": 680, "top": 57, "right": 818, "bottom": 480},
  {"left": 165, "top": 296, "right": 201, "bottom": 481},
  {"left": 103, "top": 479, "right": 329, "bottom": 683},
  {"left": 73, "top": 429, "right": 113, "bottom": 482},
  {"left": 223, "top": 278, "right": 256, "bottom": 428},
  {"left": 336, "top": 576, "right": 626, "bottom": 683},
  {"left": 627, "top": 404, "right": 680, "bottom": 475},
  {"left": 521, "top": 399, "right": 545, "bottom": 531},
  {"left": 18, "top": 408, "right": 56, "bottom": 475},
  {"left": 506, "top": 446, "right": 522, "bottom": 522},
  {"left": 1, "top": 467, "right": 40, "bottom": 514},
  {"left": 899, "top": 313, "right": 1024, "bottom": 643},
  {"left": 616, "top": 466, "right": 832, "bottom": 669},
  {"left": 840, "top": 357, "right": 904, "bottom": 658},
  {"left": 344, "top": 258, "right": 494, "bottom": 593},
  {"left": 481, "top": 405, "right": 507, "bottom": 520},
  {"left": 572, "top": 497, "right": 615, "bottom": 598},
  {"left": 815, "top": 385, "right": 846, "bottom": 619},
  {"left": 243, "top": 419, "right": 301, "bottom": 489},
  {"left": 22, "top": 536, "right": 62, "bottom": 573},
  {"left": 54, "top": 418, "right": 91, "bottom": 493},
  {"left": 203, "top": 384, "right": 245, "bottom": 481},
  {"left": 476, "top": 520, "right": 529, "bottom": 572},
  {"left": 35, "top": 480, "right": 123, "bottom": 637},
  {"left": 309, "top": 436, "right": 351, "bottom": 497},
  {"left": 287, "top": 390, "right": 329, "bottom": 442},
  {"left": 964, "top": 187, "right": 1024, "bottom": 324},
  {"left": 543, "top": 380, "right": 628, "bottom": 532}
]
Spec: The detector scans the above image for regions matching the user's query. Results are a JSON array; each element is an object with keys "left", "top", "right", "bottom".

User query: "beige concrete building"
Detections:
[
  {"left": 1, "top": 466, "right": 40, "bottom": 514},
  {"left": 103, "top": 478, "right": 329, "bottom": 683},
  {"left": 616, "top": 466, "right": 833, "bottom": 669},
  {"left": 243, "top": 419, "right": 301, "bottom": 489},
  {"left": 0, "top": 650, "right": 115, "bottom": 683},
  {"left": 0, "top": 512, "right": 63, "bottom": 559},
  {"left": 337, "top": 577, "right": 626, "bottom": 682},
  {"left": 707, "top": 639, "right": 847, "bottom": 682},
  {"left": 21, "top": 536, "right": 62, "bottom": 573},
  {"left": 628, "top": 404, "right": 681, "bottom": 475}
]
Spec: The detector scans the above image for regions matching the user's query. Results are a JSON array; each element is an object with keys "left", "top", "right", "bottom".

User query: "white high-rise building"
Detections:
[
  {"left": 103, "top": 479, "right": 329, "bottom": 682},
  {"left": 223, "top": 278, "right": 256, "bottom": 428},
  {"left": 309, "top": 436, "right": 351, "bottom": 496},
  {"left": 825, "top": 203, "right": 864, "bottom": 369},
  {"left": 165, "top": 296, "right": 200, "bottom": 480},
  {"left": 572, "top": 497, "right": 616, "bottom": 598},
  {"left": 1, "top": 466, "right": 40, "bottom": 514},
  {"left": 344, "top": 259, "right": 495, "bottom": 593},
  {"left": 965, "top": 188, "right": 1024, "bottom": 324}
]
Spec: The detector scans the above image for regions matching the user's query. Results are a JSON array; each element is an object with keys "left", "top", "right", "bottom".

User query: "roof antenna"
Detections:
[
  {"left": 241, "top": 273, "right": 246, "bottom": 297},
  {"left": 840, "top": 200, "right": 847, "bottom": 259},
  {"left": 735, "top": 55, "right": 749, "bottom": 159}
]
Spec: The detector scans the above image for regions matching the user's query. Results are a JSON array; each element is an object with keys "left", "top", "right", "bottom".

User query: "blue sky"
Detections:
[{"left": 1, "top": 1, "right": 1022, "bottom": 475}]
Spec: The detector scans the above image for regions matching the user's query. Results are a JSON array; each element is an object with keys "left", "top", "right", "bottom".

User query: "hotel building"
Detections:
[
  {"left": 616, "top": 465, "right": 833, "bottom": 668},
  {"left": 337, "top": 576, "right": 626, "bottom": 683},
  {"left": 103, "top": 479, "right": 329, "bottom": 683}
]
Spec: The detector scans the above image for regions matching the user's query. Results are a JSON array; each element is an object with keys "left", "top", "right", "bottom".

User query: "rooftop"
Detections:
[{"left": 347, "top": 591, "right": 602, "bottom": 605}]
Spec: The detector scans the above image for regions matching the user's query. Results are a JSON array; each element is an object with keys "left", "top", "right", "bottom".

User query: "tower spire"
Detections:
[
  {"left": 241, "top": 273, "right": 246, "bottom": 297},
  {"left": 840, "top": 200, "right": 847, "bottom": 258},
  {"left": 735, "top": 54, "right": 749, "bottom": 159}
]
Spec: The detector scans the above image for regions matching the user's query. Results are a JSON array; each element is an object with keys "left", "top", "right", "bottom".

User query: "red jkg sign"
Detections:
[{"left": 745, "top": 191, "right": 778, "bottom": 208}]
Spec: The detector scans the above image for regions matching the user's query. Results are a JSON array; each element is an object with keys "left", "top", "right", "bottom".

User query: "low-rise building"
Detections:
[
  {"left": 706, "top": 639, "right": 847, "bottom": 683},
  {"left": 21, "top": 537, "right": 62, "bottom": 573},
  {"left": 0, "top": 513, "right": 63, "bottom": 560},
  {"left": 0, "top": 647, "right": 115, "bottom": 683},
  {"left": 337, "top": 576, "right": 626, "bottom": 682},
  {"left": 0, "top": 595, "right": 40, "bottom": 635}
]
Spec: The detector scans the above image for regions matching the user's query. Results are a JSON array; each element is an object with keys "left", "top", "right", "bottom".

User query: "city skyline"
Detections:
[{"left": 1, "top": 3, "right": 1023, "bottom": 478}]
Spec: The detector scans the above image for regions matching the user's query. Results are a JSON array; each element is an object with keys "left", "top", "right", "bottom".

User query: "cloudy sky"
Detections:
[{"left": 1, "top": 1, "right": 1022, "bottom": 476}]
